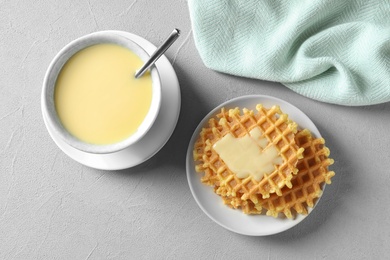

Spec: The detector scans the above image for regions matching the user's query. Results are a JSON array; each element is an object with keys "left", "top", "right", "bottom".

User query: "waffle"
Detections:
[
  {"left": 194, "top": 104, "right": 304, "bottom": 200},
  {"left": 221, "top": 129, "right": 335, "bottom": 218}
]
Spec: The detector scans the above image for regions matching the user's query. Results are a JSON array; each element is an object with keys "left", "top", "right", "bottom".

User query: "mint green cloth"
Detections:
[{"left": 188, "top": 0, "right": 390, "bottom": 106}]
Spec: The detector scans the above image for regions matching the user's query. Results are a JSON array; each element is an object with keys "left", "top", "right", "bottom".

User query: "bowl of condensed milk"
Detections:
[{"left": 42, "top": 31, "right": 162, "bottom": 154}]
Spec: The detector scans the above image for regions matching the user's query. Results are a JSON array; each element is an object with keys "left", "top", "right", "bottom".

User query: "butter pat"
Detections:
[{"left": 213, "top": 127, "right": 283, "bottom": 181}]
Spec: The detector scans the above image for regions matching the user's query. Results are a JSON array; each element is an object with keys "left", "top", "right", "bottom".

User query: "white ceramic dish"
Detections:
[
  {"left": 186, "top": 95, "right": 322, "bottom": 236},
  {"left": 42, "top": 31, "right": 180, "bottom": 170},
  {"left": 42, "top": 31, "right": 162, "bottom": 154}
]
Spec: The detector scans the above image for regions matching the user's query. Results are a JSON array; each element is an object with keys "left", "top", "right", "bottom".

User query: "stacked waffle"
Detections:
[{"left": 193, "top": 104, "right": 335, "bottom": 219}]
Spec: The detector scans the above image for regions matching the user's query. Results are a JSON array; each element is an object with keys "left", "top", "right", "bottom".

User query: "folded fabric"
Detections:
[{"left": 188, "top": 0, "right": 390, "bottom": 106}]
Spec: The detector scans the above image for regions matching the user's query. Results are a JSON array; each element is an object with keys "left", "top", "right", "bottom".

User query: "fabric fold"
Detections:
[{"left": 189, "top": 0, "right": 390, "bottom": 106}]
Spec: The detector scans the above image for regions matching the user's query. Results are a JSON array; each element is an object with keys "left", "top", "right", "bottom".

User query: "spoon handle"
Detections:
[{"left": 135, "top": 28, "right": 180, "bottom": 78}]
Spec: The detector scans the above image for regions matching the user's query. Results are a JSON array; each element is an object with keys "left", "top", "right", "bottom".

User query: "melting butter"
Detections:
[{"left": 213, "top": 127, "right": 283, "bottom": 181}]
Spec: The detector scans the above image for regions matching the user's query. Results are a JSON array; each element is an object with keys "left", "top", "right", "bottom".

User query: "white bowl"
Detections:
[{"left": 42, "top": 31, "right": 161, "bottom": 154}]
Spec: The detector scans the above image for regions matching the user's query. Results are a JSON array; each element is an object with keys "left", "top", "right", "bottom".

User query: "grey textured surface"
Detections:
[{"left": 0, "top": 1, "right": 389, "bottom": 259}]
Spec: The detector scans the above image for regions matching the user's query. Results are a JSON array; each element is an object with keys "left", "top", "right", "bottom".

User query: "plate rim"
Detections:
[{"left": 186, "top": 94, "right": 323, "bottom": 236}]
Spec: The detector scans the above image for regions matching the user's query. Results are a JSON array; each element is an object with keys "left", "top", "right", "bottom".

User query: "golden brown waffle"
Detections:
[
  {"left": 221, "top": 129, "right": 335, "bottom": 218},
  {"left": 193, "top": 117, "right": 222, "bottom": 187},
  {"left": 194, "top": 104, "right": 304, "bottom": 199}
]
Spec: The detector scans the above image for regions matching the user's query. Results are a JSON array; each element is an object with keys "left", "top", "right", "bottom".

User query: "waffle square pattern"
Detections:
[{"left": 193, "top": 104, "right": 335, "bottom": 219}]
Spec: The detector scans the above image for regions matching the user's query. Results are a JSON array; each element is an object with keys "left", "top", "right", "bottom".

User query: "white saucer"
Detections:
[
  {"left": 186, "top": 95, "right": 323, "bottom": 236},
  {"left": 42, "top": 31, "right": 181, "bottom": 170}
]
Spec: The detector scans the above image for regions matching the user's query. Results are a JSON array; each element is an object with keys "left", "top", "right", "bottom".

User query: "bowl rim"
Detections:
[{"left": 42, "top": 31, "right": 162, "bottom": 154}]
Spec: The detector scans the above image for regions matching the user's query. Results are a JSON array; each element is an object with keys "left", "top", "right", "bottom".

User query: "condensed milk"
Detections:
[
  {"left": 213, "top": 126, "right": 283, "bottom": 181},
  {"left": 54, "top": 43, "right": 153, "bottom": 145}
]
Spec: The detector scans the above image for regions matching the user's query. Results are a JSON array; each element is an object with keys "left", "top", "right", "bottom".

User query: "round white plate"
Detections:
[
  {"left": 186, "top": 95, "right": 322, "bottom": 236},
  {"left": 42, "top": 31, "right": 181, "bottom": 170}
]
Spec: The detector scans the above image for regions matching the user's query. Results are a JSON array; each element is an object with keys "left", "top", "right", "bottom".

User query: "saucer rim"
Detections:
[{"left": 41, "top": 30, "right": 181, "bottom": 170}]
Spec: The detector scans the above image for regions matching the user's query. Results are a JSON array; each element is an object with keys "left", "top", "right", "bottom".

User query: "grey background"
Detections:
[{"left": 1, "top": 0, "right": 389, "bottom": 259}]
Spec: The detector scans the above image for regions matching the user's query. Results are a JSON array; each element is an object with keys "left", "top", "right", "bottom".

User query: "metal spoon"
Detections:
[{"left": 135, "top": 28, "right": 180, "bottom": 78}]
